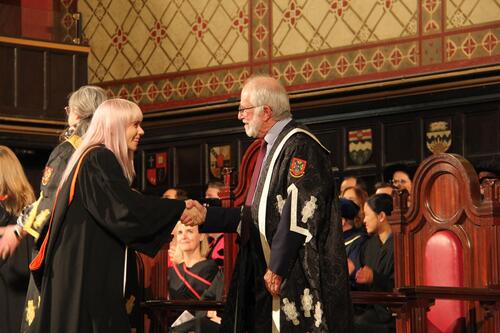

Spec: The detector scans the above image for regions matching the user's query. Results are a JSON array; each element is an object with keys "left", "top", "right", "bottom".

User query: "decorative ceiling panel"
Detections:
[
  {"left": 446, "top": 0, "right": 500, "bottom": 30},
  {"left": 272, "top": 0, "right": 417, "bottom": 56},
  {"left": 79, "top": 0, "right": 249, "bottom": 82}
]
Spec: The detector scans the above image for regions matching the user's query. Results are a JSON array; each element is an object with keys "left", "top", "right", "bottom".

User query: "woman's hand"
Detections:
[
  {"left": 355, "top": 266, "right": 374, "bottom": 284},
  {"left": 0, "top": 225, "right": 22, "bottom": 259}
]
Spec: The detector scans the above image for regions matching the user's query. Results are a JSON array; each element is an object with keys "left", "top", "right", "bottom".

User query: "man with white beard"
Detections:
[{"left": 186, "top": 75, "right": 353, "bottom": 333}]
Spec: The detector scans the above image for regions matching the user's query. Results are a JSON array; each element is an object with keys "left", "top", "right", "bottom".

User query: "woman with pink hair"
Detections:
[{"left": 25, "top": 99, "right": 194, "bottom": 333}]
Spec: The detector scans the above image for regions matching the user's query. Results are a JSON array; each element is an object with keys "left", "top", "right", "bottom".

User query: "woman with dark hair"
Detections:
[
  {"left": 354, "top": 193, "right": 395, "bottom": 333},
  {"left": 0, "top": 145, "right": 35, "bottom": 333}
]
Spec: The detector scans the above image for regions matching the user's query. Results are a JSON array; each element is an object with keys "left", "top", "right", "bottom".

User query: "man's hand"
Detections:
[
  {"left": 347, "top": 258, "right": 355, "bottom": 275},
  {"left": 0, "top": 225, "right": 21, "bottom": 260},
  {"left": 355, "top": 266, "right": 374, "bottom": 284},
  {"left": 180, "top": 200, "right": 207, "bottom": 226},
  {"left": 264, "top": 269, "right": 283, "bottom": 297}
]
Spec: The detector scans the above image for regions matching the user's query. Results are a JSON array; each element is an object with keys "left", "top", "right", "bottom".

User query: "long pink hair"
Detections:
[{"left": 60, "top": 98, "right": 143, "bottom": 187}]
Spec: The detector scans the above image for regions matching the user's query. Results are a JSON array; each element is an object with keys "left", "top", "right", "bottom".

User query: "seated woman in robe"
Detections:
[
  {"left": 354, "top": 193, "right": 395, "bottom": 333},
  {"left": 168, "top": 222, "right": 222, "bottom": 333}
]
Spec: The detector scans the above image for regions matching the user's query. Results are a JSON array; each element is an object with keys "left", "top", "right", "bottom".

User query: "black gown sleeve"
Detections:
[
  {"left": 199, "top": 207, "right": 241, "bottom": 234},
  {"left": 77, "top": 147, "right": 186, "bottom": 257},
  {"left": 269, "top": 134, "right": 331, "bottom": 278},
  {"left": 269, "top": 196, "right": 305, "bottom": 277}
]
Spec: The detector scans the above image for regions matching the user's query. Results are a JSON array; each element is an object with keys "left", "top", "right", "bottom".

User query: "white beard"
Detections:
[{"left": 245, "top": 117, "right": 263, "bottom": 138}]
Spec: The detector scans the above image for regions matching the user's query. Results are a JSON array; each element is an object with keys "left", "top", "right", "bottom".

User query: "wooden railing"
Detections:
[{"left": 141, "top": 287, "right": 500, "bottom": 332}]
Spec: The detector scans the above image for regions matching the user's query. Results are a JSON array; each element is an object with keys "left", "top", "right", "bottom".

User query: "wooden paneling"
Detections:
[
  {"left": 0, "top": 44, "right": 14, "bottom": 108},
  {"left": 175, "top": 144, "right": 202, "bottom": 198},
  {"left": 18, "top": 48, "right": 44, "bottom": 113},
  {"left": 464, "top": 110, "right": 499, "bottom": 157},
  {"left": 47, "top": 52, "right": 75, "bottom": 113},
  {"left": 383, "top": 120, "right": 419, "bottom": 165},
  {"left": 0, "top": 38, "right": 88, "bottom": 122}
]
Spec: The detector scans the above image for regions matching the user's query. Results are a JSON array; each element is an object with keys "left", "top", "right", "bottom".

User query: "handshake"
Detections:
[{"left": 180, "top": 200, "right": 207, "bottom": 226}]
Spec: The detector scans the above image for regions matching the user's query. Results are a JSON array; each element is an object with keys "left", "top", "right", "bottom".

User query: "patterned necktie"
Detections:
[{"left": 245, "top": 140, "right": 268, "bottom": 206}]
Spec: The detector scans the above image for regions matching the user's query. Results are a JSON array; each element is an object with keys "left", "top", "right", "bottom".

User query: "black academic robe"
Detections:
[
  {"left": 354, "top": 234, "right": 395, "bottom": 332},
  {"left": 0, "top": 203, "right": 32, "bottom": 333},
  {"left": 202, "top": 121, "right": 353, "bottom": 333},
  {"left": 24, "top": 136, "right": 79, "bottom": 242},
  {"left": 168, "top": 260, "right": 219, "bottom": 300},
  {"left": 344, "top": 228, "right": 368, "bottom": 286},
  {"left": 25, "top": 146, "right": 185, "bottom": 333},
  {"left": 167, "top": 260, "right": 220, "bottom": 333},
  {"left": 21, "top": 137, "right": 77, "bottom": 333}
]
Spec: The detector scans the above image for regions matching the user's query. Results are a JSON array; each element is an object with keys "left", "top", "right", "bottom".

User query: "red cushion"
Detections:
[{"left": 424, "top": 231, "right": 465, "bottom": 333}]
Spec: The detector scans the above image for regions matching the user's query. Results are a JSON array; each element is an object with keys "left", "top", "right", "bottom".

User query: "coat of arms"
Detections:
[
  {"left": 426, "top": 121, "right": 451, "bottom": 154},
  {"left": 209, "top": 145, "right": 231, "bottom": 179},
  {"left": 146, "top": 152, "right": 167, "bottom": 186},
  {"left": 348, "top": 129, "right": 373, "bottom": 165}
]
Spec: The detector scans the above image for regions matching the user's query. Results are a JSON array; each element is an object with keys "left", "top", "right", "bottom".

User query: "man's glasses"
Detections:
[
  {"left": 64, "top": 106, "right": 72, "bottom": 115},
  {"left": 237, "top": 105, "right": 263, "bottom": 116}
]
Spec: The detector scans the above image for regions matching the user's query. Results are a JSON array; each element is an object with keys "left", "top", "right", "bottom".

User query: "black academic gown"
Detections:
[
  {"left": 167, "top": 260, "right": 220, "bottom": 333},
  {"left": 0, "top": 203, "right": 32, "bottom": 333},
  {"left": 354, "top": 234, "right": 395, "bottom": 332},
  {"left": 344, "top": 228, "right": 368, "bottom": 286},
  {"left": 201, "top": 121, "right": 353, "bottom": 333},
  {"left": 168, "top": 260, "right": 219, "bottom": 300},
  {"left": 21, "top": 136, "right": 77, "bottom": 332},
  {"left": 26, "top": 147, "right": 185, "bottom": 333}
]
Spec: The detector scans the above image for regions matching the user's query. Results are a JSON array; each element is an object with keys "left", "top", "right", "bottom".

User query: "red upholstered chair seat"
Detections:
[{"left": 424, "top": 231, "right": 465, "bottom": 333}]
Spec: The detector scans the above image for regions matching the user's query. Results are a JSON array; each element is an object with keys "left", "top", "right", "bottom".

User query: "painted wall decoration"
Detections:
[
  {"left": 209, "top": 144, "right": 232, "bottom": 180},
  {"left": 348, "top": 128, "right": 373, "bottom": 165},
  {"left": 426, "top": 121, "right": 452, "bottom": 154},
  {"left": 78, "top": 0, "right": 500, "bottom": 111},
  {"left": 146, "top": 151, "right": 168, "bottom": 186}
]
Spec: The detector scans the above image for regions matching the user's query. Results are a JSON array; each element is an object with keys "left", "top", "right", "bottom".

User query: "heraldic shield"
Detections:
[
  {"left": 426, "top": 121, "right": 451, "bottom": 154},
  {"left": 348, "top": 129, "right": 373, "bottom": 165},
  {"left": 146, "top": 151, "right": 167, "bottom": 186},
  {"left": 209, "top": 145, "right": 231, "bottom": 179}
]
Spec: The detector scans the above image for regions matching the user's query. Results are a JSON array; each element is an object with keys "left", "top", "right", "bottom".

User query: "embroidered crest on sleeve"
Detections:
[
  {"left": 314, "top": 301, "right": 323, "bottom": 328},
  {"left": 301, "top": 196, "right": 317, "bottom": 223},
  {"left": 301, "top": 288, "right": 313, "bottom": 317},
  {"left": 276, "top": 194, "right": 286, "bottom": 215},
  {"left": 288, "top": 184, "right": 313, "bottom": 243},
  {"left": 25, "top": 296, "right": 40, "bottom": 326},
  {"left": 41, "top": 166, "right": 54, "bottom": 186},
  {"left": 289, "top": 157, "right": 307, "bottom": 178},
  {"left": 282, "top": 298, "right": 300, "bottom": 326}
]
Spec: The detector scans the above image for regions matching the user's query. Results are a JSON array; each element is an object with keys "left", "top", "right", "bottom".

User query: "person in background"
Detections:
[
  {"left": 354, "top": 193, "right": 395, "bottom": 333},
  {"left": 19, "top": 99, "right": 197, "bottom": 333},
  {"left": 168, "top": 222, "right": 221, "bottom": 333},
  {"left": 374, "top": 182, "right": 396, "bottom": 196},
  {"left": 391, "top": 170, "right": 412, "bottom": 194},
  {"left": 204, "top": 181, "right": 225, "bottom": 268},
  {"left": 386, "top": 164, "right": 414, "bottom": 206},
  {"left": 340, "top": 176, "right": 368, "bottom": 196},
  {"left": 341, "top": 185, "right": 368, "bottom": 229},
  {"left": 162, "top": 188, "right": 189, "bottom": 267},
  {"left": 0, "top": 146, "right": 35, "bottom": 333},
  {"left": 163, "top": 188, "right": 188, "bottom": 200},
  {"left": 339, "top": 198, "right": 368, "bottom": 286}
]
